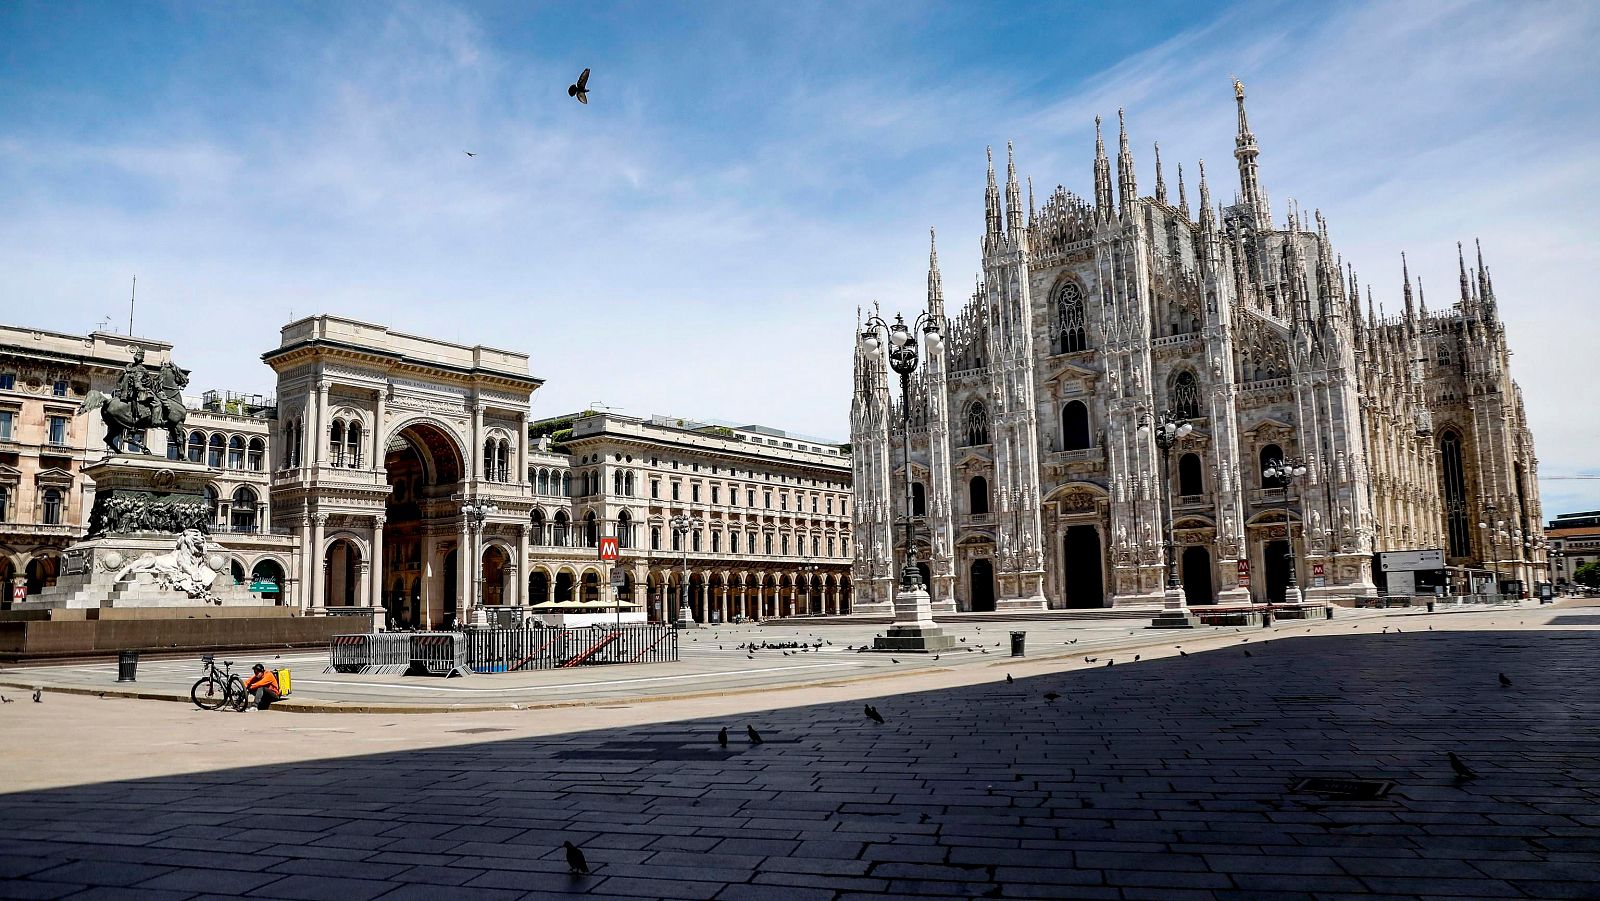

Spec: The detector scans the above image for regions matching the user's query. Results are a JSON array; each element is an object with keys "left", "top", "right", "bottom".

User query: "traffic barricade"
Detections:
[
  {"left": 409, "top": 632, "right": 470, "bottom": 677},
  {"left": 328, "top": 633, "right": 372, "bottom": 673},
  {"left": 362, "top": 632, "right": 412, "bottom": 675}
]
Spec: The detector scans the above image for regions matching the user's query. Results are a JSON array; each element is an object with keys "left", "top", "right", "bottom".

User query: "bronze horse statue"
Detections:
[{"left": 78, "top": 360, "right": 189, "bottom": 455}]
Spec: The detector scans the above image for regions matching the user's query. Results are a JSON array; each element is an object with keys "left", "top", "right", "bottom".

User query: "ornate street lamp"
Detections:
[
  {"left": 861, "top": 308, "right": 956, "bottom": 652},
  {"left": 1138, "top": 410, "right": 1194, "bottom": 605},
  {"left": 670, "top": 513, "right": 703, "bottom": 628},
  {"left": 800, "top": 563, "right": 820, "bottom": 615},
  {"left": 1262, "top": 456, "right": 1308, "bottom": 604},
  {"left": 461, "top": 495, "right": 499, "bottom": 628}
]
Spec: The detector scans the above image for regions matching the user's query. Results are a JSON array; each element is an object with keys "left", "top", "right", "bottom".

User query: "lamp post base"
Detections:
[
  {"left": 676, "top": 605, "right": 697, "bottom": 629},
  {"left": 1148, "top": 587, "right": 1201, "bottom": 629},
  {"left": 872, "top": 585, "right": 957, "bottom": 652}
]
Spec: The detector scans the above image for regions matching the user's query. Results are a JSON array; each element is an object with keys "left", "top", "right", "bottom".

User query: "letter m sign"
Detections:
[{"left": 598, "top": 536, "right": 620, "bottom": 562}]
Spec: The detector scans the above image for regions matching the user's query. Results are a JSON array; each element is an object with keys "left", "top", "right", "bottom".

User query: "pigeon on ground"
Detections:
[
  {"left": 563, "top": 840, "right": 589, "bottom": 874},
  {"left": 747, "top": 725, "right": 764, "bottom": 745},
  {"left": 1085, "top": 657, "right": 1097, "bottom": 663},
  {"left": 568, "top": 67, "right": 591, "bottom": 104},
  {"left": 1243, "top": 650, "right": 1253, "bottom": 658},
  {"left": 1044, "top": 692, "right": 1060, "bottom": 702},
  {"left": 1498, "top": 673, "right": 1512, "bottom": 688},
  {"left": 1105, "top": 659, "right": 1113, "bottom": 667},
  {"left": 933, "top": 654, "right": 940, "bottom": 661},
  {"left": 32, "top": 689, "right": 41, "bottom": 703},
  {"left": 1005, "top": 674, "right": 1014, "bottom": 684},
  {"left": 1448, "top": 751, "right": 1477, "bottom": 779},
  {"left": 1179, "top": 651, "right": 1188, "bottom": 657},
  {"left": 0, "top": 695, "right": 11, "bottom": 703},
  {"left": 464, "top": 150, "right": 476, "bottom": 157},
  {"left": 1134, "top": 654, "right": 1141, "bottom": 662},
  {"left": 717, "top": 727, "right": 728, "bottom": 748},
  {"left": 864, "top": 704, "right": 885, "bottom": 724},
  {"left": 892, "top": 658, "right": 900, "bottom": 663},
  {"left": 960, "top": 637, "right": 967, "bottom": 643}
]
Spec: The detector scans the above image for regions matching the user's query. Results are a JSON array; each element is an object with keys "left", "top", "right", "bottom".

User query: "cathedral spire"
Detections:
[
  {"left": 1232, "top": 79, "right": 1267, "bottom": 226},
  {"left": 927, "top": 227, "right": 944, "bottom": 320},
  {"left": 1093, "top": 115, "right": 1114, "bottom": 218},
  {"left": 1402, "top": 252, "right": 1416, "bottom": 322},
  {"left": 1197, "top": 159, "right": 1214, "bottom": 231},
  {"left": 1153, "top": 142, "right": 1167, "bottom": 205},
  {"left": 985, "top": 146, "right": 1002, "bottom": 247},
  {"left": 1176, "top": 162, "right": 1189, "bottom": 217},
  {"left": 1418, "top": 277, "right": 1428, "bottom": 318},
  {"left": 1116, "top": 109, "right": 1137, "bottom": 217},
  {"left": 1004, "top": 141, "right": 1024, "bottom": 236},
  {"left": 1027, "top": 176, "right": 1036, "bottom": 228},
  {"left": 1458, "top": 241, "right": 1472, "bottom": 307}
]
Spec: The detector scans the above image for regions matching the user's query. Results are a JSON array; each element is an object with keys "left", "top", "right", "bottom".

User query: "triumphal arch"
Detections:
[{"left": 265, "top": 316, "right": 540, "bottom": 627}]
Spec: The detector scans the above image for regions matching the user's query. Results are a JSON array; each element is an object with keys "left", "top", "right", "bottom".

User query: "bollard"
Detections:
[
  {"left": 1325, "top": 605, "right": 1334, "bottom": 620},
  {"left": 1010, "top": 631, "right": 1026, "bottom": 657},
  {"left": 1262, "top": 610, "right": 1272, "bottom": 627},
  {"left": 116, "top": 650, "right": 139, "bottom": 683},
  {"left": 1427, "top": 600, "right": 1435, "bottom": 613}
]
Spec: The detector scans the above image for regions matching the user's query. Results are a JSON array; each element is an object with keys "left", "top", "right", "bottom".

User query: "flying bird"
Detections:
[
  {"left": 563, "top": 840, "right": 590, "bottom": 874},
  {"left": 1448, "top": 751, "right": 1477, "bottom": 780},
  {"left": 464, "top": 150, "right": 476, "bottom": 157},
  {"left": 1498, "top": 673, "right": 1512, "bottom": 688},
  {"left": 747, "top": 725, "right": 764, "bottom": 745},
  {"left": 568, "top": 67, "right": 591, "bottom": 104},
  {"left": 717, "top": 727, "right": 728, "bottom": 748},
  {"left": 864, "top": 704, "right": 885, "bottom": 724}
]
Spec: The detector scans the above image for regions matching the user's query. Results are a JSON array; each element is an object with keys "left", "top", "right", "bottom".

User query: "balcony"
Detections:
[
  {"left": 1249, "top": 486, "right": 1300, "bottom": 507},
  {"left": 0, "top": 522, "right": 81, "bottom": 539},
  {"left": 963, "top": 513, "right": 994, "bottom": 527}
]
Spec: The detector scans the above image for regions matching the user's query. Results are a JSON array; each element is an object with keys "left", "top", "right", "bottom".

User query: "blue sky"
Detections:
[{"left": 3, "top": 0, "right": 1598, "bottom": 512}]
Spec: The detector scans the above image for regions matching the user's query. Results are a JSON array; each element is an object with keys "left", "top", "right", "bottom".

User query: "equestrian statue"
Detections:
[{"left": 77, "top": 348, "right": 190, "bottom": 454}]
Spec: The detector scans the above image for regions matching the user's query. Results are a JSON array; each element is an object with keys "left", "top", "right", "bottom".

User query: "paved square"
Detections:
[{"left": 2, "top": 612, "right": 1598, "bottom": 900}]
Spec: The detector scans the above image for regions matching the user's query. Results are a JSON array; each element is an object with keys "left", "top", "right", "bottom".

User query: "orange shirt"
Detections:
[{"left": 242, "top": 669, "right": 280, "bottom": 694}]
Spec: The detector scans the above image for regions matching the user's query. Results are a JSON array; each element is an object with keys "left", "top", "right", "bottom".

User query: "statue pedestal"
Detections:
[
  {"left": 873, "top": 585, "right": 957, "bottom": 653},
  {"left": 16, "top": 457, "right": 254, "bottom": 611}
]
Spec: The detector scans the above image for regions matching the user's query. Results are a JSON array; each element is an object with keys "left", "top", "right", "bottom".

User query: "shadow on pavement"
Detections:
[{"left": 3, "top": 629, "right": 1599, "bottom": 900}]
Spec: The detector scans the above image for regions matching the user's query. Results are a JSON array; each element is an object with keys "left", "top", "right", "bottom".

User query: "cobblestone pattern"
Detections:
[{"left": 2, "top": 631, "right": 1598, "bottom": 900}]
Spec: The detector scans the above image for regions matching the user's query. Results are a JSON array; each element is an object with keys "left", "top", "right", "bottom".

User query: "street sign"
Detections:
[
  {"left": 248, "top": 580, "right": 279, "bottom": 592},
  {"left": 11, "top": 584, "right": 24, "bottom": 603},
  {"left": 1237, "top": 559, "right": 1250, "bottom": 587},
  {"left": 598, "top": 536, "right": 619, "bottom": 562},
  {"left": 1312, "top": 561, "right": 1325, "bottom": 577},
  {"left": 609, "top": 568, "right": 626, "bottom": 587},
  {"left": 1379, "top": 549, "right": 1444, "bottom": 572}
]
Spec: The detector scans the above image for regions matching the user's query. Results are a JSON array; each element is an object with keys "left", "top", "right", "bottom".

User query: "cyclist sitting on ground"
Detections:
[{"left": 240, "top": 663, "right": 281, "bottom": 711}]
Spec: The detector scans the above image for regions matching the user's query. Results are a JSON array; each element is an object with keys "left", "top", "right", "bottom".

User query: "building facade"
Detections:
[
  {"left": 1548, "top": 510, "right": 1600, "bottom": 590},
  {"left": 851, "top": 82, "right": 1544, "bottom": 612}
]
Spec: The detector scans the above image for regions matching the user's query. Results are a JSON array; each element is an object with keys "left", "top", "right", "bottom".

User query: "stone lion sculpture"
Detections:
[{"left": 113, "top": 528, "right": 220, "bottom": 601}]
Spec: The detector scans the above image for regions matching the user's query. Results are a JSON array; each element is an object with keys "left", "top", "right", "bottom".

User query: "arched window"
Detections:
[
  {"left": 0, "top": 484, "right": 8, "bottom": 521},
  {"left": 1171, "top": 370, "right": 1201, "bottom": 421},
  {"left": 651, "top": 526, "right": 661, "bottom": 551},
  {"left": 712, "top": 530, "right": 721, "bottom": 553},
  {"left": 226, "top": 436, "right": 245, "bottom": 469},
  {"left": 203, "top": 485, "right": 219, "bottom": 526},
  {"left": 1056, "top": 282, "right": 1088, "bottom": 353},
  {"left": 496, "top": 440, "right": 509, "bottom": 482},
  {"left": 329, "top": 421, "right": 345, "bottom": 465},
  {"left": 537, "top": 469, "right": 549, "bottom": 495},
  {"left": 347, "top": 423, "right": 363, "bottom": 468},
  {"left": 483, "top": 439, "right": 496, "bottom": 482},
  {"left": 911, "top": 482, "right": 927, "bottom": 516},
  {"left": 617, "top": 510, "right": 632, "bottom": 549},
  {"left": 625, "top": 472, "right": 635, "bottom": 496},
  {"left": 1178, "top": 452, "right": 1203, "bottom": 497},
  {"left": 206, "top": 433, "right": 225, "bottom": 468},
  {"left": 187, "top": 431, "right": 205, "bottom": 464},
  {"left": 964, "top": 402, "right": 990, "bottom": 446},
  {"left": 1061, "top": 401, "right": 1091, "bottom": 450},
  {"left": 584, "top": 511, "right": 599, "bottom": 547},
  {"left": 41, "top": 488, "right": 62, "bottom": 526},
  {"left": 730, "top": 531, "right": 740, "bottom": 553},
  {"left": 1259, "top": 443, "right": 1283, "bottom": 487},
  {"left": 230, "top": 486, "right": 259, "bottom": 532},
  {"left": 1439, "top": 430, "right": 1470, "bottom": 558},
  {"left": 531, "top": 509, "right": 546, "bottom": 546},
  {"left": 553, "top": 511, "right": 570, "bottom": 546},
  {"left": 561, "top": 472, "right": 571, "bottom": 496},
  {"left": 247, "top": 437, "right": 265, "bottom": 471},
  {"left": 812, "top": 535, "right": 820, "bottom": 556},
  {"left": 167, "top": 430, "right": 185, "bottom": 461},
  {"left": 614, "top": 471, "right": 624, "bottom": 495},
  {"left": 970, "top": 476, "right": 989, "bottom": 515}
]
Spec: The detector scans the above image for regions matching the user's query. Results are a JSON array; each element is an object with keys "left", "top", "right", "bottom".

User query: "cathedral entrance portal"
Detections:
[
  {"left": 383, "top": 421, "right": 465, "bottom": 629},
  {"left": 1061, "top": 526, "right": 1104, "bottom": 608},
  {"left": 1182, "top": 546, "right": 1214, "bottom": 605},
  {"left": 970, "top": 558, "right": 996, "bottom": 612},
  {"left": 1264, "top": 539, "right": 1291, "bottom": 604}
]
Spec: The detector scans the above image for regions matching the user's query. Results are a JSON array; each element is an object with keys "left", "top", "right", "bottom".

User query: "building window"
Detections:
[
  {"left": 1171, "top": 370, "right": 1201, "bottom": 421},
  {"left": 780, "top": 492, "right": 788, "bottom": 511},
  {"left": 671, "top": 529, "right": 681, "bottom": 552},
  {"left": 811, "top": 496, "right": 818, "bottom": 513},
  {"left": 692, "top": 530, "right": 702, "bottom": 552},
  {"left": 1258, "top": 444, "right": 1283, "bottom": 488},
  {"left": 651, "top": 526, "right": 661, "bottom": 551},
  {"left": 0, "top": 373, "right": 14, "bottom": 390},
  {"left": 764, "top": 491, "right": 772, "bottom": 509},
  {"left": 828, "top": 536, "right": 835, "bottom": 557},
  {"left": 52, "top": 379, "right": 68, "bottom": 397},
  {"left": 970, "top": 476, "right": 990, "bottom": 515},
  {"left": 911, "top": 482, "right": 926, "bottom": 516},
  {"left": 672, "top": 481, "right": 680, "bottom": 501},
  {"left": 0, "top": 485, "right": 9, "bottom": 521},
  {"left": 230, "top": 486, "right": 259, "bottom": 532},
  {"left": 692, "top": 483, "right": 701, "bottom": 503},
  {"left": 730, "top": 531, "right": 740, "bottom": 553},
  {"left": 0, "top": 410, "right": 12, "bottom": 440},
  {"left": 228, "top": 436, "right": 245, "bottom": 470},
  {"left": 247, "top": 438, "right": 265, "bottom": 471},
  {"left": 811, "top": 536, "right": 819, "bottom": 556},
  {"left": 1056, "top": 282, "right": 1088, "bottom": 353},
  {"left": 47, "top": 416, "right": 69, "bottom": 446},
  {"left": 1439, "top": 430, "right": 1471, "bottom": 558},
  {"left": 964, "top": 402, "right": 989, "bottom": 446},
  {"left": 781, "top": 534, "right": 789, "bottom": 555},
  {"left": 826, "top": 497, "right": 833, "bottom": 515},
  {"left": 617, "top": 511, "right": 632, "bottom": 549},
  {"left": 531, "top": 509, "right": 546, "bottom": 545},
  {"left": 747, "top": 489, "right": 755, "bottom": 506},
  {"left": 1178, "top": 452, "right": 1204, "bottom": 497},
  {"left": 712, "top": 531, "right": 721, "bottom": 552},
  {"left": 1062, "top": 401, "right": 1091, "bottom": 451},
  {"left": 765, "top": 534, "right": 774, "bottom": 555},
  {"left": 842, "top": 536, "right": 850, "bottom": 556},
  {"left": 41, "top": 488, "right": 62, "bottom": 525},
  {"left": 188, "top": 431, "right": 205, "bottom": 463},
  {"left": 651, "top": 479, "right": 660, "bottom": 499},
  {"left": 712, "top": 485, "right": 720, "bottom": 504},
  {"left": 207, "top": 433, "right": 225, "bottom": 468}
]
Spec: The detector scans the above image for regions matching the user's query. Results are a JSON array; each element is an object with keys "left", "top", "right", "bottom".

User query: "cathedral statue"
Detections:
[{"left": 78, "top": 348, "right": 190, "bottom": 454}]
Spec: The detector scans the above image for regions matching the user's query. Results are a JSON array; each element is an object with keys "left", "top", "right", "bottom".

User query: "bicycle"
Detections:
[{"left": 190, "top": 655, "right": 248, "bottom": 711}]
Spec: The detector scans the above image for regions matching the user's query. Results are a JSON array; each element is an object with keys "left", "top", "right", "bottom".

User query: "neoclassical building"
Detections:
[{"left": 851, "top": 81, "right": 1543, "bottom": 612}]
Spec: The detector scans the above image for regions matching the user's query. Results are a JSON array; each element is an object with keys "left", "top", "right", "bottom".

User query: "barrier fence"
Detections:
[{"left": 327, "top": 624, "right": 678, "bottom": 677}]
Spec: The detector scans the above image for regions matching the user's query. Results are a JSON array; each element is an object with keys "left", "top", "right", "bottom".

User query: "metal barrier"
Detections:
[
  {"left": 410, "top": 632, "right": 471, "bottom": 678},
  {"left": 363, "top": 632, "right": 412, "bottom": 675},
  {"left": 328, "top": 634, "right": 372, "bottom": 673}
]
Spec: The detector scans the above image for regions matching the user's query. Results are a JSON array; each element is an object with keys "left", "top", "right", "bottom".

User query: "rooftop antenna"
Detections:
[
  {"left": 96, "top": 315, "right": 112, "bottom": 333},
  {"left": 127, "top": 275, "right": 136, "bottom": 335}
]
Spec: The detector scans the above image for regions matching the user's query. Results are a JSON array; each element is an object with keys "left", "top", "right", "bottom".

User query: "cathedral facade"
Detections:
[{"left": 851, "top": 82, "right": 1544, "bottom": 613}]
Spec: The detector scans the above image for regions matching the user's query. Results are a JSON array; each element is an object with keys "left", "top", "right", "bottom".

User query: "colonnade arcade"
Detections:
[{"left": 639, "top": 569, "right": 851, "bottom": 623}]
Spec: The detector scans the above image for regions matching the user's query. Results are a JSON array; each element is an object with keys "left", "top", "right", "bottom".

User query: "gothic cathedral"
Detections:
[{"left": 850, "top": 82, "right": 1543, "bottom": 613}]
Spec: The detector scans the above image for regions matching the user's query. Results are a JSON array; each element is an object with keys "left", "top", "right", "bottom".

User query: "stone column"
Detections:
[
  {"left": 517, "top": 524, "right": 531, "bottom": 605},
  {"left": 298, "top": 510, "right": 312, "bottom": 612},
  {"left": 357, "top": 561, "right": 371, "bottom": 616},
  {"left": 719, "top": 584, "right": 729, "bottom": 623},
  {"left": 458, "top": 520, "right": 472, "bottom": 625},
  {"left": 310, "top": 512, "right": 327, "bottom": 609},
  {"left": 369, "top": 514, "right": 385, "bottom": 609},
  {"left": 372, "top": 390, "right": 387, "bottom": 471},
  {"left": 311, "top": 381, "right": 329, "bottom": 468},
  {"left": 471, "top": 402, "right": 485, "bottom": 483},
  {"left": 517, "top": 412, "right": 529, "bottom": 486},
  {"left": 739, "top": 584, "right": 748, "bottom": 620}
]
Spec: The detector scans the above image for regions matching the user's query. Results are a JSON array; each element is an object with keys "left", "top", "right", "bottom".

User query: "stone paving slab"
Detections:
[{"left": 2, "top": 610, "right": 1598, "bottom": 899}]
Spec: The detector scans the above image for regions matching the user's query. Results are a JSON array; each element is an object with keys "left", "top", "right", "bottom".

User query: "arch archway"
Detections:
[
  {"left": 323, "top": 538, "right": 362, "bottom": 607},
  {"left": 382, "top": 420, "right": 466, "bottom": 627},
  {"left": 482, "top": 545, "right": 508, "bottom": 607},
  {"left": 25, "top": 554, "right": 60, "bottom": 595},
  {"left": 1061, "top": 526, "right": 1104, "bottom": 607},
  {"left": 969, "top": 558, "right": 996, "bottom": 612},
  {"left": 250, "top": 558, "right": 286, "bottom": 605},
  {"left": 1182, "top": 546, "right": 1214, "bottom": 605}
]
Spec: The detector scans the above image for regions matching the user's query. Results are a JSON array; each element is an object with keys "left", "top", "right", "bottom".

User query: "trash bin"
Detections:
[
  {"left": 1426, "top": 600, "right": 1435, "bottom": 613},
  {"left": 116, "top": 650, "right": 139, "bottom": 683},
  {"left": 1324, "top": 605, "right": 1335, "bottom": 620},
  {"left": 1261, "top": 610, "right": 1273, "bottom": 627},
  {"left": 1010, "top": 631, "right": 1025, "bottom": 657}
]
